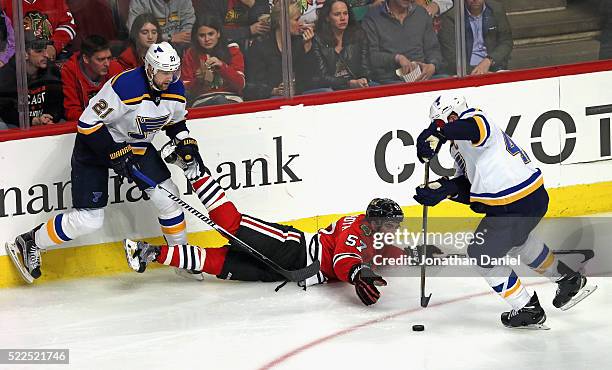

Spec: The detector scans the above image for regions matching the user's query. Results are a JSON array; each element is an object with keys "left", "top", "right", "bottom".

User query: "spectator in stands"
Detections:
[
  {"left": 362, "top": 0, "right": 442, "bottom": 84},
  {"left": 67, "top": 0, "right": 118, "bottom": 52},
  {"left": 61, "top": 35, "right": 122, "bottom": 121},
  {"left": 438, "top": 0, "right": 513, "bottom": 75},
  {"left": 414, "top": 0, "right": 453, "bottom": 33},
  {"left": 193, "top": 0, "right": 270, "bottom": 51},
  {"left": 312, "top": 0, "right": 371, "bottom": 90},
  {"left": 0, "top": 30, "right": 63, "bottom": 128},
  {"left": 117, "top": 13, "right": 162, "bottom": 70},
  {"left": 600, "top": 0, "right": 612, "bottom": 60},
  {"left": 3, "top": 0, "right": 77, "bottom": 60},
  {"left": 0, "top": 8, "right": 15, "bottom": 68},
  {"left": 127, "top": 0, "right": 195, "bottom": 55},
  {"left": 182, "top": 15, "right": 245, "bottom": 107},
  {"left": 350, "top": 0, "right": 451, "bottom": 23},
  {"left": 243, "top": 0, "right": 319, "bottom": 100}
]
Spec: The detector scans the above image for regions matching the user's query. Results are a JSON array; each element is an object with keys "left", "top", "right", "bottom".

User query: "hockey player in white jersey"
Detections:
[
  {"left": 414, "top": 95, "right": 596, "bottom": 328},
  {"left": 6, "top": 42, "right": 205, "bottom": 283}
]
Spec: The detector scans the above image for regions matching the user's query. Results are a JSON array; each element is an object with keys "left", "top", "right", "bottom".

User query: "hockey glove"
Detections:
[
  {"left": 175, "top": 137, "right": 204, "bottom": 180},
  {"left": 413, "top": 177, "right": 459, "bottom": 206},
  {"left": 416, "top": 123, "right": 447, "bottom": 163},
  {"left": 109, "top": 142, "right": 137, "bottom": 183},
  {"left": 349, "top": 264, "right": 388, "bottom": 306}
]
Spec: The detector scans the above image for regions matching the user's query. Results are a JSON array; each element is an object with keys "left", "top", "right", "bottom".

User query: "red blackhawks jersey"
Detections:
[
  {"left": 3, "top": 0, "right": 77, "bottom": 53},
  {"left": 302, "top": 214, "right": 403, "bottom": 287}
]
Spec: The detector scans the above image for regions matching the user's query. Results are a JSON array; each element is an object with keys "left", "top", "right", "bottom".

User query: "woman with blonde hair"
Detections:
[{"left": 244, "top": 0, "right": 323, "bottom": 100}]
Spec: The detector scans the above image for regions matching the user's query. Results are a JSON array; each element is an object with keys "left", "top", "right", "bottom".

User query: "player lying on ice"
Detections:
[
  {"left": 124, "top": 143, "right": 407, "bottom": 306},
  {"left": 414, "top": 94, "right": 596, "bottom": 329}
]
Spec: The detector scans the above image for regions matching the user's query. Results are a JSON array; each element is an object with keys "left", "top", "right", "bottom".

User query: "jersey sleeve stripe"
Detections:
[
  {"left": 55, "top": 25, "right": 76, "bottom": 39},
  {"left": 470, "top": 170, "right": 543, "bottom": 205},
  {"left": 77, "top": 122, "right": 103, "bottom": 135},
  {"left": 333, "top": 253, "right": 362, "bottom": 268},
  {"left": 472, "top": 115, "right": 490, "bottom": 147}
]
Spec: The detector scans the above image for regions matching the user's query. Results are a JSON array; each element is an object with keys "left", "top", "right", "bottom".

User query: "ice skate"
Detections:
[
  {"left": 553, "top": 272, "right": 597, "bottom": 311},
  {"left": 174, "top": 267, "right": 205, "bottom": 281},
  {"left": 501, "top": 292, "right": 550, "bottom": 330},
  {"left": 124, "top": 239, "right": 159, "bottom": 273},
  {"left": 5, "top": 224, "right": 44, "bottom": 283}
]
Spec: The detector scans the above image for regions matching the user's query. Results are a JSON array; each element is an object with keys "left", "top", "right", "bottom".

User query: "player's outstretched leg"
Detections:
[
  {"left": 124, "top": 239, "right": 228, "bottom": 276},
  {"left": 501, "top": 292, "right": 548, "bottom": 330},
  {"left": 6, "top": 224, "right": 44, "bottom": 283}
]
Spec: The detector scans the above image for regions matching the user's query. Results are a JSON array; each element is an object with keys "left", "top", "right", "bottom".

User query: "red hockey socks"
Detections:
[{"left": 155, "top": 244, "right": 228, "bottom": 276}]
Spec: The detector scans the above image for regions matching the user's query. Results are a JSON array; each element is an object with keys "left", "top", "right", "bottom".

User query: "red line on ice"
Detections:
[{"left": 258, "top": 280, "right": 552, "bottom": 369}]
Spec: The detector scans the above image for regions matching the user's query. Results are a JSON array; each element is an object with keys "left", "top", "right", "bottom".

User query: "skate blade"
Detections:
[
  {"left": 507, "top": 323, "right": 551, "bottom": 330},
  {"left": 174, "top": 268, "right": 204, "bottom": 281},
  {"left": 5, "top": 242, "right": 34, "bottom": 284},
  {"left": 560, "top": 285, "right": 598, "bottom": 311}
]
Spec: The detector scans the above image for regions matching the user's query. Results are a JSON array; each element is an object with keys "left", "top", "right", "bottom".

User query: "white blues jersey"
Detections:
[
  {"left": 77, "top": 67, "right": 187, "bottom": 154},
  {"left": 450, "top": 108, "right": 543, "bottom": 206}
]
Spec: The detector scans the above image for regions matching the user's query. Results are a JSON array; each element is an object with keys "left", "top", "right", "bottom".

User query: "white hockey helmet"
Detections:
[
  {"left": 429, "top": 95, "right": 469, "bottom": 127},
  {"left": 144, "top": 42, "right": 181, "bottom": 90}
]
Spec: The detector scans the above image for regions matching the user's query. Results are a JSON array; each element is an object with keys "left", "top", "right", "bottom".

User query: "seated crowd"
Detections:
[{"left": 0, "top": 0, "right": 519, "bottom": 129}]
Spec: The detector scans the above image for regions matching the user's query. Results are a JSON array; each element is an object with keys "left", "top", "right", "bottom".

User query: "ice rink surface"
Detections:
[{"left": 0, "top": 268, "right": 610, "bottom": 370}]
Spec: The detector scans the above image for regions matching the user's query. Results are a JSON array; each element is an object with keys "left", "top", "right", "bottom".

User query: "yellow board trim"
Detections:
[{"left": 2, "top": 180, "right": 612, "bottom": 288}]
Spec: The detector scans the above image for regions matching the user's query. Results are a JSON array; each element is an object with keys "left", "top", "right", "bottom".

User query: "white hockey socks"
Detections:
[
  {"left": 34, "top": 209, "right": 104, "bottom": 249},
  {"left": 146, "top": 179, "right": 187, "bottom": 246},
  {"left": 481, "top": 265, "right": 532, "bottom": 310},
  {"left": 510, "top": 233, "right": 562, "bottom": 281}
]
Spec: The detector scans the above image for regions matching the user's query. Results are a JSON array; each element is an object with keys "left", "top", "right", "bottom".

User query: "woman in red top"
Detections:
[
  {"left": 116, "top": 13, "right": 162, "bottom": 71},
  {"left": 182, "top": 15, "right": 245, "bottom": 107}
]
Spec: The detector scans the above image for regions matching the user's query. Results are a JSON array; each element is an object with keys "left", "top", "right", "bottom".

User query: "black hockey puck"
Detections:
[{"left": 412, "top": 324, "right": 425, "bottom": 331}]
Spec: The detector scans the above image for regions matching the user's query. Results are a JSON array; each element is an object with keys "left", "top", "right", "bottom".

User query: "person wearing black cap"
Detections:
[{"left": 0, "top": 29, "right": 64, "bottom": 127}]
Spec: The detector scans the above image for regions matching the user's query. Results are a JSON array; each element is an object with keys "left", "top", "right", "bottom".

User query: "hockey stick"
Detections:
[
  {"left": 131, "top": 167, "right": 321, "bottom": 282},
  {"left": 420, "top": 162, "right": 432, "bottom": 307}
]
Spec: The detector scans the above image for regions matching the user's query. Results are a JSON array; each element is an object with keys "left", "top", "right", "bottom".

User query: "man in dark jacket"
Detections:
[
  {"left": 438, "top": 0, "right": 513, "bottom": 75},
  {"left": 362, "top": 0, "right": 443, "bottom": 84},
  {"left": 0, "top": 30, "right": 63, "bottom": 127}
]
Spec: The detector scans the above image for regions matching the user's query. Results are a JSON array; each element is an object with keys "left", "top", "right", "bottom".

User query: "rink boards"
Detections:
[{"left": 1, "top": 70, "right": 612, "bottom": 287}]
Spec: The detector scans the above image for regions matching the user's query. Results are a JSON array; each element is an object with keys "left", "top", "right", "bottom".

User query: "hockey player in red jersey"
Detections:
[{"left": 124, "top": 143, "right": 405, "bottom": 306}]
